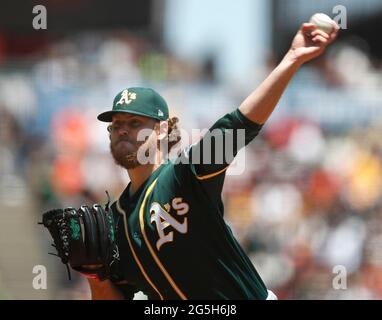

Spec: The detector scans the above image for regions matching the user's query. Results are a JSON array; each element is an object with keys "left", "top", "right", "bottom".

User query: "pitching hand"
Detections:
[{"left": 289, "top": 22, "right": 339, "bottom": 64}]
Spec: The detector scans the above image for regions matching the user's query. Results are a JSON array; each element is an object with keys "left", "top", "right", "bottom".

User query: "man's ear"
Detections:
[{"left": 156, "top": 121, "right": 168, "bottom": 140}]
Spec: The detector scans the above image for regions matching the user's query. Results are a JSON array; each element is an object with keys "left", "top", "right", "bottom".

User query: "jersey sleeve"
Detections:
[
  {"left": 174, "top": 108, "right": 263, "bottom": 200},
  {"left": 188, "top": 108, "right": 262, "bottom": 179}
]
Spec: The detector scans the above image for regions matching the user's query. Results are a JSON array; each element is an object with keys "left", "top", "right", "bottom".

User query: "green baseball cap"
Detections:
[{"left": 97, "top": 87, "right": 169, "bottom": 122}]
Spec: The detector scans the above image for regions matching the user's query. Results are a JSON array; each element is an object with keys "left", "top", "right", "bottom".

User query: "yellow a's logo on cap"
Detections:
[{"left": 116, "top": 89, "right": 137, "bottom": 106}]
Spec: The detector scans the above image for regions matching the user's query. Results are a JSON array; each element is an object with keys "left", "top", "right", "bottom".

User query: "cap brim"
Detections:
[
  {"left": 97, "top": 110, "right": 117, "bottom": 122},
  {"left": 97, "top": 109, "right": 162, "bottom": 122}
]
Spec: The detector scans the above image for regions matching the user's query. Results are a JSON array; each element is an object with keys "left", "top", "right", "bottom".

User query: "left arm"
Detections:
[
  {"left": 88, "top": 278, "right": 125, "bottom": 300},
  {"left": 239, "top": 22, "right": 339, "bottom": 125}
]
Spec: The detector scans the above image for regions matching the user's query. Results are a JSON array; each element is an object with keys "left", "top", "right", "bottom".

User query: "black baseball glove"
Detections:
[{"left": 41, "top": 204, "right": 121, "bottom": 281}]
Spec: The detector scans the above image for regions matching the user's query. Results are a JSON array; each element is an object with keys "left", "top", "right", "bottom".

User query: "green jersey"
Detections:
[{"left": 111, "top": 108, "right": 268, "bottom": 300}]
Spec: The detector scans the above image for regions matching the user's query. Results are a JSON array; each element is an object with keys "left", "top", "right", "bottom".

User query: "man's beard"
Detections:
[
  {"left": 110, "top": 138, "right": 142, "bottom": 169},
  {"left": 110, "top": 136, "right": 157, "bottom": 170}
]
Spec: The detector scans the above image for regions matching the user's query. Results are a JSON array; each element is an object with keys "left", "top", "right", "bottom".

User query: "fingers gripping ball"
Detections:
[
  {"left": 309, "top": 13, "right": 335, "bottom": 35},
  {"left": 41, "top": 204, "right": 121, "bottom": 281}
]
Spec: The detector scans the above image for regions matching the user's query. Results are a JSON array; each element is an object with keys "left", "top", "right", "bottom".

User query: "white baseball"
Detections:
[{"left": 309, "top": 13, "right": 334, "bottom": 34}]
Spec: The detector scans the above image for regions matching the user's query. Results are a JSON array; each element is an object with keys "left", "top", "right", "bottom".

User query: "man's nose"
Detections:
[{"left": 116, "top": 126, "right": 129, "bottom": 136}]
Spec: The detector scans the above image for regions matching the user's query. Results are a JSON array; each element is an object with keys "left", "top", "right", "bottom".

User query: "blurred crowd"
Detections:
[
  {"left": 1, "top": 30, "right": 382, "bottom": 299},
  {"left": 225, "top": 117, "right": 382, "bottom": 299}
]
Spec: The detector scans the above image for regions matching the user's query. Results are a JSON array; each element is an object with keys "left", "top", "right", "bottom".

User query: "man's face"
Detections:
[{"left": 109, "top": 113, "right": 158, "bottom": 169}]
